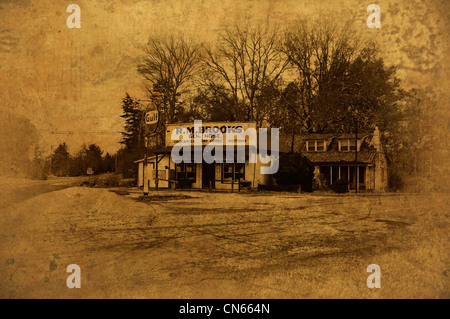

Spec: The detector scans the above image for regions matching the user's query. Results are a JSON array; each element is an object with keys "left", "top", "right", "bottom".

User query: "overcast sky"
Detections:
[{"left": 0, "top": 0, "right": 448, "bottom": 154}]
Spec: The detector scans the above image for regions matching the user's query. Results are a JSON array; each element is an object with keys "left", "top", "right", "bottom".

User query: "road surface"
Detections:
[{"left": 0, "top": 179, "right": 448, "bottom": 298}]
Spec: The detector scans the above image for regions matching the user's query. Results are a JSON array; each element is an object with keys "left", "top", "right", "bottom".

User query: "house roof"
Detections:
[{"left": 279, "top": 132, "right": 378, "bottom": 164}]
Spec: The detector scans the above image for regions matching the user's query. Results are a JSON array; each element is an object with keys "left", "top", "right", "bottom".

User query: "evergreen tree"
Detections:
[
  {"left": 118, "top": 93, "right": 145, "bottom": 178},
  {"left": 85, "top": 144, "right": 103, "bottom": 174},
  {"left": 101, "top": 153, "right": 115, "bottom": 173},
  {"left": 120, "top": 93, "right": 144, "bottom": 152},
  {"left": 51, "top": 143, "right": 71, "bottom": 176}
]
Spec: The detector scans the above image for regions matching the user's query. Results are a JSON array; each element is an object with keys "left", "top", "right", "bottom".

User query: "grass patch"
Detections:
[
  {"left": 136, "top": 194, "right": 193, "bottom": 202},
  {"left": 109, "top": 189, "right": 130, "bottom": 196}
]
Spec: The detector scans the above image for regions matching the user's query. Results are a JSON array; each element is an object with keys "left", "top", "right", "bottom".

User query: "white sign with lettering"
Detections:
[{"left": 165, "top": 122, "right": 257, "bottom": 147}]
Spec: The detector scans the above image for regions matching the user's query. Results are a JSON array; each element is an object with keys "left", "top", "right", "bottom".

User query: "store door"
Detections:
[{"left": 202, "top": 162, "right": 215, "bottom": 189}]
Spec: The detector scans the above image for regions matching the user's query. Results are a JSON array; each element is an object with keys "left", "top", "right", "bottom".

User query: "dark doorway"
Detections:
[{"left": 202, "top": 162, "right": 215, "bottom": 189}]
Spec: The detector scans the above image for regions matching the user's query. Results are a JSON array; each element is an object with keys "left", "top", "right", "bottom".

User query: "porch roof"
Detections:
[{"left": 303, "top": 150, "right": 376, "bottom": 164}]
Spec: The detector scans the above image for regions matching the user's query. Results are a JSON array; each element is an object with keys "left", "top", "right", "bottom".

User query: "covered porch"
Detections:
[{"left": 314, "top": 164, "right": 375, "bottom": 192}]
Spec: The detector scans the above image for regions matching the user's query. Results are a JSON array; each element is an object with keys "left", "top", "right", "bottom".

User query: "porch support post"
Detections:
[
  {"left": 348, "top": 165, "right": 350, "bottom": 191},
  {"left": 155, "top": 153, "right": 159, "bottom": 190},
  {"left": 330, "top": 166, "right": 333, "bottom": 185},
  {"left": 356, "top": 165, "right": 359, "bottom": 193}
]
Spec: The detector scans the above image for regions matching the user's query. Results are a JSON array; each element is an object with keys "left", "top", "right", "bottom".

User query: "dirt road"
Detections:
[
  {"left": 0, "top": 177, "right": 86, "bottom": 209},
  {"left": 0, "top": 184, "right": 448, "bottom": 298}
]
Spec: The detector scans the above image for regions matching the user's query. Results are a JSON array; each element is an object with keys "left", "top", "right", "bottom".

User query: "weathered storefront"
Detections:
[{"left": 136, "top": 122, "right": 275, "bottom": 190}]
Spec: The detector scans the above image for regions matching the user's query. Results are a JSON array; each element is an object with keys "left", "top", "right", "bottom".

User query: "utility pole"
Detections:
[
  {"left": 49, "top": 145, "right": 53, "bottom": 176},
  {"left": 143, "top": 136, "right": 149, "bottom": 195},
  {"left": 355, "top": 119, "right": 358, "bottom": 194}
]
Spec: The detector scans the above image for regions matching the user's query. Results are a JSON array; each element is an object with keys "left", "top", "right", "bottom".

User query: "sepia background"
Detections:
[{"left": 0, "top": 0, "right": 449, "bottom": 299}]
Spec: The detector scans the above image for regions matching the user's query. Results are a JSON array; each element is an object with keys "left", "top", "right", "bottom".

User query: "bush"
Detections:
[
  {"left": 331, "top": 179, "right": 349, "bottom": 193},
  {"left": 312, "top": 173, "right": 329, "bottom": 191},
  {"left": 273, "top": 152, "right": 314, "bottom": 192},
  {"left": 103, "top": 175, "right": 120, "bottom": 187},
  {"left": 118, "top": 178, "right": 137, "bottom": 187},
  {"left": 388, "top": 170, "right": 404, "bottom": 191},
  {"left": 82, "top": 174, "right": 121, "bottom": 187}
]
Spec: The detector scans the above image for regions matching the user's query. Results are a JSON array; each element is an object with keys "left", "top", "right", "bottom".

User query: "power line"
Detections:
[{"left": 37, "top": 130, "right": 122, "bottom": 135}]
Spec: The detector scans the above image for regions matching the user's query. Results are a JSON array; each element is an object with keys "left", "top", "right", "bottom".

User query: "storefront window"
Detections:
[
  {"left": 235, "top": 163, "right": 245, "bottom": 180},
  {"left": 186, "top": 163, "right": 196, "bottom": 180},
  {"left": 175, "top": 163, "right": 196, "bottom": 182},
  {"left": 222, "top": 163, "right": 245, "bottom": 181},
  {"left": 223, "top": 163, "right": 233, "bottom": 180}
]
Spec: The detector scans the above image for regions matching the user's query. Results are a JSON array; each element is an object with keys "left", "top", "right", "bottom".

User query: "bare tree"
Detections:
[
  {"left": 202, "top": 24, "right": 288, "bottom": 127},
  {"left": 280, "top": 20, "right": 392, "bottom": 133},
  {"left": 138, "top": 35, "right": 201, "bottom": 124}
]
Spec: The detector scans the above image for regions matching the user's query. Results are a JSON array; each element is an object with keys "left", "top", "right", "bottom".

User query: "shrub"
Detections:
[
  {"left": 331, "top": 179, "right": 349, "bottom": 193},
  {"left": 103, "top": 175, "right": 120, "bottom": 187},
  {"left": 388, "top": 170, "right": 404, "bottom": 191},
  {"left": 273, "top": 152, "right": 314, "bottom": 192},
  {"left": 312, "top": 173, "right": 329, "bottom": 191},
  {"left": 118, "top": 178, "right": 136, "bottom": 187}
]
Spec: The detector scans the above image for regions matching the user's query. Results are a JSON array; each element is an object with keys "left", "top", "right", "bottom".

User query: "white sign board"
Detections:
[{"left": 165, "top": 122, "right": 257, "bottom": 147}]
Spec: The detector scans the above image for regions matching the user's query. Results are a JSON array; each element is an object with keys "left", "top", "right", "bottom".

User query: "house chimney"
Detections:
[{"left": 373, "top": 126, "right": 381, "bottom": 150}]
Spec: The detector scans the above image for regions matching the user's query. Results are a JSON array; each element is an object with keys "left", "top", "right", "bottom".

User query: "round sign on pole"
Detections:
[{"left": 143, "top": 102, "right": 159, "bottom": 136}]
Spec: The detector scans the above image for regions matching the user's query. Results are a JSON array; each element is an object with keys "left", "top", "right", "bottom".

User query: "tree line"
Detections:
[
  {"left": 117, "top": 19, "right": 445, "bottom": 190},
  {"left": 49, "top": 142, "right": 115, "bottom": 177}
]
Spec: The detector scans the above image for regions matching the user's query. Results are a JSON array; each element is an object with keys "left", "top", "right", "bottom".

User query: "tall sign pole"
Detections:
[{"left": 143, "top": 136, "right": 149, "bottom": 195}]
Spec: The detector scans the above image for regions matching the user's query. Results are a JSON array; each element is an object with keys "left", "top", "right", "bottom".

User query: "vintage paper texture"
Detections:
[{"left": 0, "top": 0, "right": 448, "bottom": 298}]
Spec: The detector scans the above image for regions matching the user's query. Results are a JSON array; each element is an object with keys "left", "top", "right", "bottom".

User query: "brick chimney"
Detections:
[{"left": 373, "top": 126, "right": 381, "bottom": 150}]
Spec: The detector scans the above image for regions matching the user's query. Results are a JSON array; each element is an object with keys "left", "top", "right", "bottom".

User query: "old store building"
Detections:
[{"left": 135, "top": 122, "right": 275, "bottom": 191}]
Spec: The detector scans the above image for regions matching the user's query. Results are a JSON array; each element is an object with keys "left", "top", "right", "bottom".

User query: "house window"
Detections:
[
  {"left": 306, "top": 140, "right": 325, "bottom": 152},
  {"left": 339, "top": 139, "right": 357, "bottom": 152},
  {"left": 340, "top": 139, "right": 349, "bottom": 151},
  {"left": 222, "top": 163, "right": 245, "bottom": 181},
  {"left": 349, "top": 139, "right": 356, "bottom": 151},
  {"left": 316, "top": 140, "right": 325, "bottom": 151}
]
